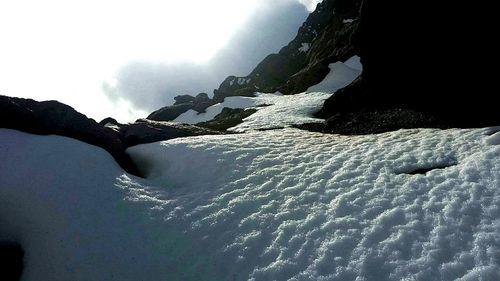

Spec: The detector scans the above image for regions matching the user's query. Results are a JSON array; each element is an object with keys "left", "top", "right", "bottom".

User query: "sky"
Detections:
[{"left": 0, "top": 0, "right": 321, "bottom": 122}]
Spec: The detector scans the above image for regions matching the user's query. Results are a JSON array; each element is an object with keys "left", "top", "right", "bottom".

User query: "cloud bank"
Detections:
[{"left": 104, "top": 0, "right": 311, "bottom": 113}]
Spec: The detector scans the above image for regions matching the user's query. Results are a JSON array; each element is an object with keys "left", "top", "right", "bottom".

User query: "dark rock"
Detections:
[
  {"left": 195, "top": 93, "right": 210, "bottom": 102},
  {"left": 197, "top": 108, "right": 257, "bottom": 131},
  {"left": 173, "top": 95, "right": 196, "bottom": 105},
  {"left": 147, "top": 103, "right": 194, "bottom": 121},
  {"left": 297, "top": 108, "right": 451, "bottom": 135},
  {"left": 149, "top": 93, "right": 216, "bottom": 121},
  {"left": 119, "top": 119, "right": 222, "bottom": 147},
  {"left": 317, "top": 0, "right": 500, "bottom": 131},
  {"left": 99, "top": 117, "right": 121, "bottom": 127},
  {"left": 0, "top": 241, "right": 23, "bottom": 281}
]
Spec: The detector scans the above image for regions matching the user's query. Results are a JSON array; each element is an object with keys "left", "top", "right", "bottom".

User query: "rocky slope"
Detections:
[
  {"left": 213, "top": 0, "right": 362, "bottom": 101},
  {"left": 314, "top": 0, "right": 500, "bottom": 131}
]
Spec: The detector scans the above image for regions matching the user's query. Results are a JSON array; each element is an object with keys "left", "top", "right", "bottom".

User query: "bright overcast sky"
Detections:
[{"left": 0, "top": 0, "right": 321, "bottom": 122}]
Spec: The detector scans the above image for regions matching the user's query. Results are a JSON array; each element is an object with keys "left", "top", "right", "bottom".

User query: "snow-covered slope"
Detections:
[{"left": 2, "top": 124, "right": 499, "bottom": 280}]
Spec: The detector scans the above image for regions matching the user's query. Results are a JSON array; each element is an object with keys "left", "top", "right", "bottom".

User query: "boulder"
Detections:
[
  {"left": 147, "top": 103, "right": 194, "bottom": 121},
  {"left": 197, "top": 108, "right": 257, "bottom": 131},
  {"left": 119, "top": 119, "right": 222, "bottom": 147},
  {"left": 173, "top": 95, "right": 196, "bottom": 105}
]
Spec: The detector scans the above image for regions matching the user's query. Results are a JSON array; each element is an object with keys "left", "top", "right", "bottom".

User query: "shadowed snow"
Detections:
[{"left": 1, "top": 125, "right": 499, "bottom": 280}]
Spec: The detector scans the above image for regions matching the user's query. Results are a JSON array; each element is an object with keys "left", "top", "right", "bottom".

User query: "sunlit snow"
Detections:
[{"left": 1, "top": 124, "right": 499, "bottom": 280}]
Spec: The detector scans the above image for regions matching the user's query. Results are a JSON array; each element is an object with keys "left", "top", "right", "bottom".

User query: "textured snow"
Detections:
[
  {"left": 174, "top": 96, "right": 258, "bottom": 124},
  {"left": 228, "top": 92, "right": 332, "bottom": 132},
  {"left": 307, "top": 56, "right": 362, "bottom": 93},
  {"left": 173, "top": 91, "right": 331, "bottom": 132},
  {"left": 128, "top": 127, "right": 500, "bottom": 281},
  {"left": 2, "top": 125, "right": 500, "bottom": 280}
]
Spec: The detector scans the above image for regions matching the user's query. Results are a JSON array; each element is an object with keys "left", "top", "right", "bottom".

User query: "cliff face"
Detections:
[
  {"left": 317, "top": 0, "right": 500, "bottom": 129},
  {"left": 213, "top": 0, "right": 362, "bottom": 102}
]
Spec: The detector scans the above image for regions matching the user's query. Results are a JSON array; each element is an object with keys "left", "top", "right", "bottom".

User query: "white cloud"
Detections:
[{"left": 296, "top": 0, "right": 323, "bottom": 12}]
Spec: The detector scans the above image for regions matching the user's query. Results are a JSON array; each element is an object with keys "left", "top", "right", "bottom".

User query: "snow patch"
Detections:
[
  {"left": 307, "top": 56, "right": 362, "bottom": 93},
  {"left": 299, "top": 43, "right": 311, "bottom": 53},
  {"left": 229, "top": 92, "right": 332, "bottom": 132},
  {"left": 343, "top": 18, "right": 354, "bottom": 24}
]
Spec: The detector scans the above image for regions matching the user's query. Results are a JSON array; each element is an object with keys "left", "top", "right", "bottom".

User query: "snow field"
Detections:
[{"left": 127, "top": 127, "right": 500, "bottom": 281}]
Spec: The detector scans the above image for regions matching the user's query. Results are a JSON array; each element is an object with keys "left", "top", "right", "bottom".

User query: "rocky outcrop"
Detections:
[
  {"left": 148, "top": 92, "right": 216, "bottom": 122},
  {"left": 197, "top": 108, "right": 257, "bottom": 131},
  {"left": 213, "top": 0, "right": 362, "bottom": 101},
  {"left": 315, "top": 0, "right": 500, "bottom": 131},
  {"left": 1, "top": 95, "right": 221, "bottom": 176},
  {"left": 118, "top": 119, "right": 221, "bottom": 147}
]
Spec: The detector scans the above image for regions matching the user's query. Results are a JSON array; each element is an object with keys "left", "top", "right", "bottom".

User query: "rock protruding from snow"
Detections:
[
  {"left": 148, "top": 93, "right": 216, "bottom": 122},
  {"left": 119, "top": 119, "right": 221, "bottom": 147}
]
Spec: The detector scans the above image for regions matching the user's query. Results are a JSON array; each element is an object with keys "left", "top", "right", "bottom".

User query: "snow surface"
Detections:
[
  {"left": 2, "top": 125, "right": 499, "bottom": 280},
  {"left": 307, "top": 56, "right": 362, "bottom": 93},
  {"left": 228, "top": 92, "right": 332, "bottom": 132}
]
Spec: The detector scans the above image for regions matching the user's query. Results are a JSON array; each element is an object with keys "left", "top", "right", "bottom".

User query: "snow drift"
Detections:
[{"left": 2, "top": 124, "right": 499, "bottom": 280}]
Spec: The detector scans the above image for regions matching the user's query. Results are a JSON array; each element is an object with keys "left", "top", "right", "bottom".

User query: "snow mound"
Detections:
[
  {"left": 3, "top": 126, "right": 500, "bottom": 280},
  {"left": 307, "top": 56, "right": 362, "bottom": 93}
]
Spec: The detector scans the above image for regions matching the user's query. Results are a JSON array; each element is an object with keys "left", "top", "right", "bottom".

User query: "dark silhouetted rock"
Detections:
[
  {"left": 197, "top": 108, "right": 257, "bottom": 131},
  {"left": 119, "top": 119, "right": 221, "bottom": 147},
  {"left": 0, "top": 241, "right": 24, "bottom": 281},
  {"left": 99, "top": 117, "right": 121, "bottom": 126},
  {"left": 173, "top": 95, "right": 196, "bottom": 105},
  {"left": 147, "top": 103, "right": 194, "bottom": 121},
  {"left": 148, "top": 93, "right": 216, "bottom": 121},
  {"left": 316, "top": 0, "right": 500, "bottom": 130}
]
